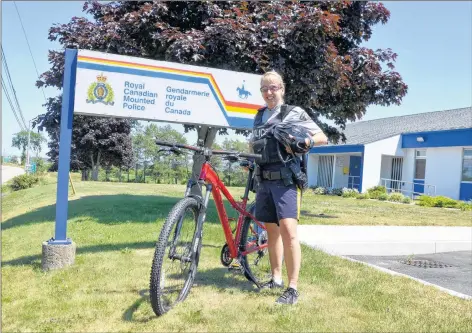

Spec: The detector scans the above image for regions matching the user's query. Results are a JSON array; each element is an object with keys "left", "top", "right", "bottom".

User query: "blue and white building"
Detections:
[{"left": 307, "top": 107, "right": 472, "bottom": 201}]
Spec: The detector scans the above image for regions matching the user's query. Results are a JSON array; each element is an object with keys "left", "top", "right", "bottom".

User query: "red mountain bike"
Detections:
[{"left": 149, "top": 140, "right": 271, "bottom": 316}]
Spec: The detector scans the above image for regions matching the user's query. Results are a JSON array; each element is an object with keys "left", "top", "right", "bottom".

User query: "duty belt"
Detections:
[{"left": 261, "top": 170, "right": 282, "bottom": 180}]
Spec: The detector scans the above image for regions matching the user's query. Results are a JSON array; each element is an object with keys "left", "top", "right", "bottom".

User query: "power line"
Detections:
[
  {"left": 1, "top": 45, "right": 28, "bottom": 129},
  {"left": 14, "top": 1, "right": 47, "bottom": 103},
  {"left": 1, "top": 76, "right": 24, "bottom": 130},
  {"left": 2, "top": 46, "right": 27, "bottom": 127},
  {"left": 1, "top": 76, "right": 26, "bottom": 131}
]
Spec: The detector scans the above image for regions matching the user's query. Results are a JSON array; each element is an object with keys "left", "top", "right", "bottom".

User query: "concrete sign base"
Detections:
[{"left": 42, "top": 241, "right": 76, "bottom": 271}]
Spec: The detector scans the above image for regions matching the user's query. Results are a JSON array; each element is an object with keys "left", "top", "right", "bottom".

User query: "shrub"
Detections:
[
  {"left": 10, "top": 174, "right": 40, "bottom": 191},
  {"left": 330, "top": 188, "right": 343, "bottom": 196},
  {"left": 417, "top": 195, "right": 435, "bottom": 207},
  {"left": 357, "top": 193, "right": 370, "bottom": 200},
  {"left": 366, "top": 186, "right": 386, "bottom": 199},
  {"left": 368, "top": 186, "right": 387, "bottom": 194},
  {"left": 402, "top": 196, "right": 412, "bottom": 204},
  {"left": 342, "top": 187, "right": 359, "bottom": 198},
  {"left": 378, "top": 193, "right": 388, "bottom": 201},
  {"left": 388, "top": 192, "right": 404, "bottom": 202},
  {"left": 433, "top": 196, "right": 458, "bottom": 208},
  {"left": 417, "top": 195, "right": 460, "bottom": 208},
  {"left": 459, "top": 201, "right": 472, "bottom": 211},
  {"left": 32, "top": 158, "right": 51, "bottom": 173},
  {"left": 313, "top": 186, "right": 327, "bottom": 195}
]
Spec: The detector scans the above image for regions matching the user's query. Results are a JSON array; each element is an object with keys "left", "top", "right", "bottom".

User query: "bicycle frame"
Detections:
[{"left": 191, "top": 161, "right": 267, "bottom": 260}]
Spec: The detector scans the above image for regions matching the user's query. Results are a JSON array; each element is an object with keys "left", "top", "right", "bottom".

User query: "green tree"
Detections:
[
  {"left": 11, "top": 130, "right": 46, "bottom": 165},
  {"left": 221, "top": 138, "right": 251, "bottom": 186},
  {"left": 132, "top": 124, "right": 189, "bottom": 184},
  {"left": 37, "top": 1, "right": 408, "bottom": 190}
]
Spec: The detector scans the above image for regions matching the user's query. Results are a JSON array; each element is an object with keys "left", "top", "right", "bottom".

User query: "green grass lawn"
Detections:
[
  {"left": 2, "top": 181, "right": 471, "bottom": 332},
  {"left": 299, "top": 190, "right": 472, "bottom": 226}
]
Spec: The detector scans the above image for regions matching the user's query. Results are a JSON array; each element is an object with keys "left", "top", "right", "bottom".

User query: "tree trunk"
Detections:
[
  {"left": 91, "top": 166, "right": 99, "bottom": 181},
  {"left": 127, "top": 168, "right": 130, "bottom": 182},
  {"left": 119, "top": 166, "right": 122, "bottom": 182},
  {"left": 227, "top": 164, "right": 232, "bottom": 186},
  {"left": 135, "top": 164, "right": 138, "bottom": 183},
  {"left": 90, "top": 151, "right": 101, "bottom": 181},
  {"left": 185, "top": 158, "right": 189, "bottom": 178},
  {"left": 191, "top": 126, "right": 218, "bottom": 196},
  {"left": 81, "top": 169, "right": 87, "bottom": 181}
]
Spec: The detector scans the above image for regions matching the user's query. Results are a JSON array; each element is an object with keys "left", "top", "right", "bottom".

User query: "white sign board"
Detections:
[{"left": 74, "top": 50, "right": 265, "bottom": 129}]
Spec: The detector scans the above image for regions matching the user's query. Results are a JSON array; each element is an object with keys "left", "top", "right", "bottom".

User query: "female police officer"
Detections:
[{"left": 251, "top": 71, "right": 328, "bottom": 305}]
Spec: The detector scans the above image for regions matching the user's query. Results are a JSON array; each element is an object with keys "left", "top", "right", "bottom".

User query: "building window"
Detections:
[
  {"left": 414, "top": 149, "right": 426, "bottom": 180},
  {"left": 416, "top": 150, "right": 426, "bottom": 158},
  {"left": 462, "top": 149, "right": 472, "bottom": 182}
]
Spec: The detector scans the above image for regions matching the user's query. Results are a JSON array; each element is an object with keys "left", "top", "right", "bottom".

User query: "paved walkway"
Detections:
[
  {"left": 346, "top": 251, "right": 472, "bottom": 298},
  {"left": 298, "top": 225, "right": 472, "bottom": 299},
  {"left": 1, "top": 165, "right": 25, "bottom": 184},
  {"left": 298, "top": 225, "right": 472, "bottom": 256}
]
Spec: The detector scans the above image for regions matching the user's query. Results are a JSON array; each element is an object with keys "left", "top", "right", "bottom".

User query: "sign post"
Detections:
[
  {"left": 42, "top": 48, "right": 264, "bottom": 270},
  {"left": 42, "top": 49, "right": 78, "bottom": 270}
]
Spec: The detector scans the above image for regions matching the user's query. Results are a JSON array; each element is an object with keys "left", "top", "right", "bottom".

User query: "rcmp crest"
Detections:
[{"left": 86, "top": 73, "right": 115, "bottom": 105}]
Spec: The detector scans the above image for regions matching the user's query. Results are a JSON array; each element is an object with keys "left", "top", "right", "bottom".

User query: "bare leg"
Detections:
[
  {"left": 279, "top": 218, "right": 301, "bottom": 289},
  {"left": 265, "top": 222, "right": 283, "bottom": 280}
]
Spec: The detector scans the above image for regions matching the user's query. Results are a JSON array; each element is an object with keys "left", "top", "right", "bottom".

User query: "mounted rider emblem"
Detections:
[
  {"left": 86, "top": 73, "right": 115, "bottom": 105},
  {"left": 236, "top": 80, "right": 252, "bottom": 100}
]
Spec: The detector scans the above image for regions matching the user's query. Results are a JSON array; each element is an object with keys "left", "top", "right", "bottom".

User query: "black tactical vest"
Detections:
[{"left": 252, "top": 104, "right": 296, "bottom": 166}]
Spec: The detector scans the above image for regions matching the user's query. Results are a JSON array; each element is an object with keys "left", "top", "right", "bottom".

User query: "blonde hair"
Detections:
[{"left": 260, "top": 70, "right": 285, "bottom": 96}]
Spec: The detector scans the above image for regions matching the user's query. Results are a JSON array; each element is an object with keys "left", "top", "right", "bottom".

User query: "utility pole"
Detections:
[
  {"left": 25, "top": 116, "right": 38, "bottom": 174},
  {"left": 25, "top": 119, "right": 31, "bottom": 173}
]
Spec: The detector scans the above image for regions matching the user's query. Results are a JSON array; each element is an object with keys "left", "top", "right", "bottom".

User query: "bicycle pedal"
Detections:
[{"left": 228, "top": 261, "right": 244, "bottom": 273}]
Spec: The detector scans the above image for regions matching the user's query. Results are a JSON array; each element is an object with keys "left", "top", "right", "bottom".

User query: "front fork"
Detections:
[
  {"left": 168, "top": 181, "right": 211, "bottom": 262},
  {"left": 188, "top": 181, "right": 212, "bottom": 263}
]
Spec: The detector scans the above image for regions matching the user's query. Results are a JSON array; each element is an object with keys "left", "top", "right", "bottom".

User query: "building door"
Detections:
[
  {"left": 317, "top": 155, "right": 334, "bottom": 188},
  {"left": 460, "top": 149, "right": 472, "bottom": 201},
  {"left": 414, "top": 150, "right": 426, "bottom": 194},
  {"left": 348, "top": 156, "right": 361, "bottom": 190},
  {"left": 390, "top": 157, "right": 403, "bottom": 191}
]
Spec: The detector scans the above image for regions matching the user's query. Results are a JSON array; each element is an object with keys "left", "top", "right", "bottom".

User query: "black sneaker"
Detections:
[
  {"left": 276, "top": 287, "right": 300, "bottom": 305},
  {"left": 260, "top": 278, "right": 284, "bottom": 290}
]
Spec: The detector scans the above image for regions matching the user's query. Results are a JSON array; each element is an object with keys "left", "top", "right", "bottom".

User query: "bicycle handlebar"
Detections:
[{"left": 155, "top": 140, "right": 262, "bottom": 160}]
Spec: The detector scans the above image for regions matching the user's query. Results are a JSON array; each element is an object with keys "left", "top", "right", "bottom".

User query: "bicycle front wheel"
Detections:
[{"left": 149, "top": 197, "right": 203, "bottom": 316}]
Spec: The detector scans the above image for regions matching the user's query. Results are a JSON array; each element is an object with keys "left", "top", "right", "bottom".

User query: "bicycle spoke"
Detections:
[
  {"left": 241, "top": 216, "right": 273, "bottom": 286},
  {"left": 150, "top": 197, "right": 201, "bottom": 316}
]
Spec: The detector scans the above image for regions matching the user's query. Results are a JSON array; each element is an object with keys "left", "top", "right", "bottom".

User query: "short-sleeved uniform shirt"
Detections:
[{"left": 253, "top": 104, "right": 322, "bottom": 224}]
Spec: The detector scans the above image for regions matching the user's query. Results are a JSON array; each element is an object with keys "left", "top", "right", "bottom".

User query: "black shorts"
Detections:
[{"left": 255, "top": 179, "right": 301, "bottom": 224}]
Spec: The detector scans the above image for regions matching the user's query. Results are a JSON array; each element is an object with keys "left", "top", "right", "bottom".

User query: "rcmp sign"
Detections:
[{"left": 74, "top": 50, "right": 265, "bottom": 130}]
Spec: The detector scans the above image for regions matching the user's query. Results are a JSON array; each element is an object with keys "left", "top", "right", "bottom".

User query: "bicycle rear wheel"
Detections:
[
  {"left": 240, "top": 204, "right": 272, "bottom": 287},
  {"left": 149, "top": 197, "right": 203, "bottom": 316}
]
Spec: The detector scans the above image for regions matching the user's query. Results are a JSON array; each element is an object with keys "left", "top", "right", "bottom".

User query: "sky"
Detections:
[{"left": 1, "top": 1, "right": 471, "bottom": 158}]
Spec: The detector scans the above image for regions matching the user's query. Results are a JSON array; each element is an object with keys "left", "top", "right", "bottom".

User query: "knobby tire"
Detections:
[{"left": 149, "top": 197, "right": 203, "bottom": 316}]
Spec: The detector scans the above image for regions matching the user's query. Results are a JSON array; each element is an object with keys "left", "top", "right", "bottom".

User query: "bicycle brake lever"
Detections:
[
  {"left": 225, "top": 154, "right": 240, "bottom": 163},
  {"left": 158, "top": 147, "right": 182, "bottom": 155},
  {"left": 170, "top": 147, "right": 183, "bottom": 155}
]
